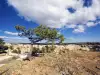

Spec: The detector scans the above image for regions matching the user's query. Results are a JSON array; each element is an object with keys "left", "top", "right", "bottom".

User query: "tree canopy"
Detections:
[{"left": 15, "top": 25, "right": 64, "bottom": 44}]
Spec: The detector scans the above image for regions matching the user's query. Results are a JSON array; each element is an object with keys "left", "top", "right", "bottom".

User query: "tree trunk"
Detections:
[
  {"left": 30, "top": 43, "right": 33, "bottom": 55},
  {"left": 52, "top": 40, "right": 55, "bottom": 50}
]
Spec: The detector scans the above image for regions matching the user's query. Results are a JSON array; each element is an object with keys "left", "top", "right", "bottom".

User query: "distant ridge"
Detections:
[{"left": 10, "top": 42, "right": 100, "bottom": 45}]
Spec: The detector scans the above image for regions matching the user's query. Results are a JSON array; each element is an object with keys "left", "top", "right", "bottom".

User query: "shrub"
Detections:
[
  {"left": 17, "top": 47, "right": 21, "bottom": 54},
  {"left": 31, "top": 47, "right": 40, "bottom": 56},
  {"left": 0, "top": 45, "right": 8, "bottom": 53},
  {"left": 12, "top": 49, "right": 21, "bottom": 54},
  {"left": 41, "top": 45, "right": 56, "bottom": 53},
  {"left": 9, "top": 46, "right": 14, "bottom": 50}
]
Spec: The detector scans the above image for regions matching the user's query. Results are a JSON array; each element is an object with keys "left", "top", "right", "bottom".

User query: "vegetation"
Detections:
[
  {"left": 15, "top": 25, "right": 65, "bottom": 54},
  {"left": 9, "top": 46, "right": 14, "bottom": 50},
  {"left": 0, "top": 38, "right": 5, "bottom": 45},
  {"left": 31, "top": 47, "right": 41, "bottom": 56},
  {"left": 0, "top": 38, "right": 8, "bottom": 53},
  {"left": 1, "top": 50, "right": 100, "bottom": 75},
  {"left": 12, "top": 49, "right": 21, "bottom": 54}
]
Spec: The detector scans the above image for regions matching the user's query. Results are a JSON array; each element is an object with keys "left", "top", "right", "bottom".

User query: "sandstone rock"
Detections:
[{"left": 19, "top": 53, "right": 31, "bottom": 60}]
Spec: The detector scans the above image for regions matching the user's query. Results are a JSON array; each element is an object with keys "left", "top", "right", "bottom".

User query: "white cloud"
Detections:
[
  {"left": 0, "top": 36, "right": 27, "bottom": 39},
  {"left": 87, "top": 22, "right": 96, "bottom": 27},
  {"left": 67, "top": 24, "right": 76, "bottom": 28},
  {"left": 4, "top": 37, "right": 29, "bottom": 43},
  {"left": 0, "top": 36, "right": 29, "bottom": 43},
  {"left": 96, "top": 21, "right": 100, "bottom": 24},
  {"left": 4, "top": 31, "right": 18, "bottom": 36},
  {"left": 7, "top": 0, "right": 100, "bottom": 33},
  {"left": 0, "top": 36, "right": 8, "bottom": 39},
  {"left": 73, "top": 25, "right": 85, "bottom": 33}
]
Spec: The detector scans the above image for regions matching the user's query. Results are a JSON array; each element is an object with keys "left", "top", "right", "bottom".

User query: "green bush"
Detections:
[
  {"left": 0, "top": 45, "right": 8, "bottom": 53},
  {"left": 41, "top": 45, "right": 56, "bottom": 53},
  {"left": 9, "top": 46, "right": 14, "bottom": 50},
  {"left": 31, "top": 45, "right": 56, "bottom": 56},
  {"left": 12, "top": 49, "right": 21, "bottom": 54},
  {"left": 31, "top": 47, "right": 41, "bottom": 55}
]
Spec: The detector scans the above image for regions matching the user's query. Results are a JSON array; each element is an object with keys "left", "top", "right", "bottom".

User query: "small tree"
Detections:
[
  {"left": 15, "top": 25, "right": 43, "bottom": 54},
  {"left": 15, "top": 25, "right": 64, "bottom": 54},
  {"left": 0, "top": 38, "right": 5, "bottom": 45},
  {"left": 0, "top": 38, "right": 8, "bottom": 53}
]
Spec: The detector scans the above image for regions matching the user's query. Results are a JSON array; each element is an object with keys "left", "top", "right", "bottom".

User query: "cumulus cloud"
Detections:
[
  {"left": 87, "top": 22, "right": 96, "bottom": 27},
  {"left": 67, "top": 24, "right": 77, "bottom": 28},
  {"left": 73, "top": 25, "right": 85, "bottom": 33},
  {"left": 7, "top": 0, "right": 100, "bottom": 33},
  {"left": 4, "top": 31, "right": 18, "bottom": 36}
]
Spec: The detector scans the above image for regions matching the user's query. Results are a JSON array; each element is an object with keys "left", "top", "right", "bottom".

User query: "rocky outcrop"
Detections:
[{"left": 5, "top": 43, "right": 92, "bottom": 54}]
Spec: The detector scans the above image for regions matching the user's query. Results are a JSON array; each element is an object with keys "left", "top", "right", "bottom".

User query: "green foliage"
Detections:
[
  {"left": 11, "top": 47, "right": 21, "bottom": 54},
  {"left": 41, "top": 46, "right": 56, "bottom": 53},
  {"left": 31, "top": 47, "right": 42, "bottom": 56},
  {"left": 0, "top": 45, "right": 8, "bottom": 53},
  {"left": 15, "top": 25, "right": 65, "bottom": 54},
  {"left": 12, "top": 50, "right": 18, "bottom": 53},
  {"left": 15, "top": 25, "right": 25, "bottom": 32},
  {"left": 12, "top": 49, "right": 21, "bottom": 54},
  {"left": 17, "top": 47, "right": 21, "bottom": 54},
  {"left": 15, "top": 25, "right": 64, "bottom": 44},
  {"left": 34, "top": 25, "right": 58, "bottom": 40},
  {"left": 0, "top": 38, "right": 5, "bottom": 45},
  {"left": 0, "top": 38, "right": 8, "bottom": 53},
  {"left": 9, "top": 46, "right": 14, "bottom": 50},
  {"left": 58, "top": 34, "right": 65, "bottom": 44}
]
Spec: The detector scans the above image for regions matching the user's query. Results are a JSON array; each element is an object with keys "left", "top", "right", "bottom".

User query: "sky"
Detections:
[{"left": 0, "top": 0, "right": 100, "bottom": 43}]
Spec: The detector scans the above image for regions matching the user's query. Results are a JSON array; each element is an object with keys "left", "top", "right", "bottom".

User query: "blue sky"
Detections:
[{"left": 0, "top": 0, "right": 100, "bottom": 43}]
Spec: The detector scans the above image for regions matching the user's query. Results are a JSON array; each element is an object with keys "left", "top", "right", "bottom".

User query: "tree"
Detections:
[
  {"left": 15, "top": 25, "right": 43, "bottom": 44},
  {"left": 34, "top": 25, "right": 59, "bottom": 50},
  {"left": 58, "top": 34, "right": 65, "bottom": 44},
  {"left": 0, "top": 38, "right": 8, "bottom": 53},
  {"left": 15, "top": 25, "right": 64, "bottom": 54},
  {"left": 0, "top": 38, "right": 5, "bottom": 45}
]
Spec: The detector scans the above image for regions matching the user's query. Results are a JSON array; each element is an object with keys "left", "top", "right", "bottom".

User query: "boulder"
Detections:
[{"left": 19, "top": 53, "right": 31, "bottom": 60}]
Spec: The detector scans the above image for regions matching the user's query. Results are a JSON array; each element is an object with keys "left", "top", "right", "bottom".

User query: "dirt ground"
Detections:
[{"left": 0, "top": 50, "right": 100, "bottom": 75}]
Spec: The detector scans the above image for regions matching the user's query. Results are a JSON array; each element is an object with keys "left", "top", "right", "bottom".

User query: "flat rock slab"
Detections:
[
  {"left": 0, "top": 56, "right": 13, "bottom": 64},
  {"left": 0, "top": 64, "right": 5, "bottom": 67}
]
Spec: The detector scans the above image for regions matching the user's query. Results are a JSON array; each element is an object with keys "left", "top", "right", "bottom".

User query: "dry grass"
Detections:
[{"left": 0, "top": 50, "right": 100, "bottom": 75}]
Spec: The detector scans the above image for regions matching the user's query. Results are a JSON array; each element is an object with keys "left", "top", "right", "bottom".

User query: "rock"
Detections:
[{"left": 19, "top": 53, "right": 31, "bottom": 60}]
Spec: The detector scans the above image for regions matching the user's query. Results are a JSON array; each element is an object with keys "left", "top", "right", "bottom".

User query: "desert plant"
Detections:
[
  {"left": 41, "top": 46, "right": 47, "bottom": 53},
  {"left": 31, "top": 47, "right": 41, "bottom": 56},
  {"left": 0, "top": 45, "right": 8, "bottom": 53},
  {"left": 17, "top": 47, "right": 21, "bottom": 54},
  {"left": 12, "top": 49, "right": 18, "bottom": 53},
  {"left": 0, "top": 38, "right": 5, "bottom": 45},
  {"left": 41, "top": 46, "right": 56, "bottom": 53},
  {"left": 9, "top": 46, "right": 14, "bottom": 50},
  {"left": 12, "top": 49, "right": 21, "bottom": 54},
  {"left": 0, "top": 38, "right": 8, "bottom": 53}
]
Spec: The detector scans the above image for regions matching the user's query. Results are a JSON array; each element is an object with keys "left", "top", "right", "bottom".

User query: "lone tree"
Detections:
[{"left": 15, "top": 25, "right": 64, "bottom": 54}]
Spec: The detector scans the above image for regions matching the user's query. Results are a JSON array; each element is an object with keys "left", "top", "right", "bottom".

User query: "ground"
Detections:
[{"left": 0, "top": 50, "right": 100, "bottom": 75}]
